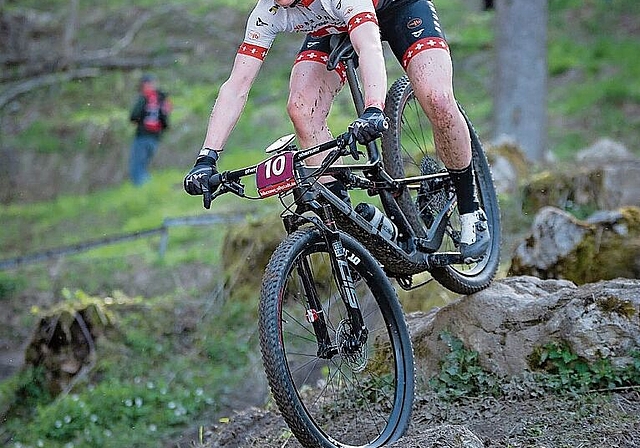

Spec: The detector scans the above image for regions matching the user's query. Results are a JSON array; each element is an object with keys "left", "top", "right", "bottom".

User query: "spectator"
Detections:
[{"left": 129, "top": 74, "right": 171, "bottom": 186}]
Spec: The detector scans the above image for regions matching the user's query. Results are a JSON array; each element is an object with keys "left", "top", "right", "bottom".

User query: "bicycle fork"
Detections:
[{"left": 294, "top": 204, "right": 368, "bottom": 360}]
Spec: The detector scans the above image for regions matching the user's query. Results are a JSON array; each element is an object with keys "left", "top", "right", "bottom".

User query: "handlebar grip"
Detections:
[{"left": 208, "top": 173, "right": 223, "bottom": 191}]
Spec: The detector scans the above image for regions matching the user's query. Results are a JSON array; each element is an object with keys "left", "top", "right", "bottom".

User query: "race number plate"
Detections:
[{"left": 256, "top": 151, "right": 297, "bottom": 198}]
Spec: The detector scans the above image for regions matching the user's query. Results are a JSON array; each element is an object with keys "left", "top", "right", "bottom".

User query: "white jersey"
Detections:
[{"left": 239, "top": 0, "right": 380, "bottom": 60}]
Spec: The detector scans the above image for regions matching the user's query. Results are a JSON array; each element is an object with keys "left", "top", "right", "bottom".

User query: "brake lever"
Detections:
[
  {"left": 338, "top": 131, "right": 361, "bottom": 161},
  {"left": 226, "top": 180, "right": 245, "bottom": 197},
  {"left": 210, "top": 180, "right": 245, "bottom": 202}
]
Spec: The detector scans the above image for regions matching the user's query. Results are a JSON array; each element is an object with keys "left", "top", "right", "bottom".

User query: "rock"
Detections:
[
  {"left": 575, "top": 138, "right": 636, "bottom": 167},
  {"left": 486, "top": 139, "right": 529, "bottom": 196},
  {"left": 522, "top": 139, "right": 640, "bottom": 213},
  {"left": 408, "top": 276, "right": 640, "bottom": 378},
  {"left": 389, "top": 424, "right": 484, "bottom": 448},
  {"left": 509, "top": 206, "right": 640, "bottom": 284}
]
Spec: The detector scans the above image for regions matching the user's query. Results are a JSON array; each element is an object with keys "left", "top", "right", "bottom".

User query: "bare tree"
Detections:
[{"left": 494, "top": 0, "right": 548, "bottom": 162}]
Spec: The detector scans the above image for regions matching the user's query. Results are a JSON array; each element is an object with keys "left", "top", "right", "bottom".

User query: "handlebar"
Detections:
[
  {"left": 209, "top": 132, "right": 351, "bottom": 192},
  {"left": 204, "top": 127, "right": 384, "bottom": 205}
]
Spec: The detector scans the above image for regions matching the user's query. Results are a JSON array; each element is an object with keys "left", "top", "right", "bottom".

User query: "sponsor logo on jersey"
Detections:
[
  {"left": 256, "top": 17, "right": 268, "bottom": 27},
  {"left": 407, "top": 18, "right": 422, "bottom": 29}
]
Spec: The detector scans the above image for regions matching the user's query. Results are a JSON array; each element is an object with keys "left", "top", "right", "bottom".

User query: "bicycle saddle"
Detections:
[{"left": 327, "top": 33, "right": 359, "bottom": 71}]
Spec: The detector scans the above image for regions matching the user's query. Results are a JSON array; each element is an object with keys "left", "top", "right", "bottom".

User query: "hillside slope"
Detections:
[{"left": 1, "top": 0, "right": 639, "bottom": 203}]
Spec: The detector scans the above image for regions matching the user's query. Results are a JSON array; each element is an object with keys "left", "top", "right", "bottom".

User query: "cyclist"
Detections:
[{"left": 184, "top": 0, "right": 490, "bottom": 259}]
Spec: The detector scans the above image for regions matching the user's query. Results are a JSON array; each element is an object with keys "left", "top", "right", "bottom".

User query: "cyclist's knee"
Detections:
[
  {"left": 417, "top": 87, "right": 459, "bottom": 129},
  {"left": 286, "top": 94, "right": 330, "bottom": 131}
]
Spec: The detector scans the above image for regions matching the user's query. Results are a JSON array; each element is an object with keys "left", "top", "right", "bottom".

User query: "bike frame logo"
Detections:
[{"left": 332, "top": 242, "right": 361, "bottom": 308}]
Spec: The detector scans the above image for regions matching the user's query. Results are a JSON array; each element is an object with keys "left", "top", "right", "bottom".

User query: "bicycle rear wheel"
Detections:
[
  {"left": 259, "top": 228, "right": 414, "bottom": 448},
  {"left": 381, "top": 75, "right": 501, "bottom": 294}
]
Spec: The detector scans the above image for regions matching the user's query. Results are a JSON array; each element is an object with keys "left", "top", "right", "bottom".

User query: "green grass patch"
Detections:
[
  {"left": 1, "top": 288, "right": 259, "bottom": 448},
  {"left": 429, "top": 333, "right": 640, "bottom": 401}
]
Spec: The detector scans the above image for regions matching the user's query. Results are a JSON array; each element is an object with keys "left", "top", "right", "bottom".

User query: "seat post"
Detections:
[{"left": 345, "top": 59, "right": 365, "bottom": 116}]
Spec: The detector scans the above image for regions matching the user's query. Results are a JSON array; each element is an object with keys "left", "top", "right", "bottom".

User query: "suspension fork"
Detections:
[
  {"left": 282, "top": 214, "right": 336, "bottom": 358},
  {"left": 295, "top": 257, "right": 337, "bottom": 359},
  {"left": 319, "top": 203, "right": 368, "bottom": 350}
]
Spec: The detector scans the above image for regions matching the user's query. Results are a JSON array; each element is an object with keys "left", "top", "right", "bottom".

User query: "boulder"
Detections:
[
  {"left": 408, "top": 276, "right": 640, "bottom": 378},
  {"left": 575, "top": 137, "right": 636, "bottom": 167},
  {"left": 486, "top": 138, "right": 529, "bottom": 196},
  {"left": 509, "top": 206, "right": 640, "bottom": 284},
  {"left": 522, "top": 139, "right": 640, "bottom": 214}
]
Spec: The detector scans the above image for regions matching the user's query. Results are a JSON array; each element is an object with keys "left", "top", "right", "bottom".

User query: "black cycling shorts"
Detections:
[{"left": 296, "top": 0, "right": 448, "bottom": 73}]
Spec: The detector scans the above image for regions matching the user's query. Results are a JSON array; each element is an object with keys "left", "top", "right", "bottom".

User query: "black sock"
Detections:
[{"left": 448, "top": 164, "right": 477, "bottom": 215}]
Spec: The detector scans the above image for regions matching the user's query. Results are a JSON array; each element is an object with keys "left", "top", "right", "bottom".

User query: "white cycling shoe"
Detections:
[{"left": 459, "top": 208, "right": 490, "bottom": 261}]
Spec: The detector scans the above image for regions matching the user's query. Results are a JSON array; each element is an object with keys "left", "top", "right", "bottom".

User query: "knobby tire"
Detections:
[
  {"left": 259, "top": 228, "right": 414, "bottom": 448},
  {"left": 381, "top": 75, "right": 501, "bottom": 294}
]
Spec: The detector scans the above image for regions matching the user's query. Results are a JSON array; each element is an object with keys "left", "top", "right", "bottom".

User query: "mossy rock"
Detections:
[
  {"left": 522, "top": 168, "right": 604, "bottom": 217},
  {"left": 221, "top": 211, "right": 286, "bottom": 299},
  {"left": 558, "top": 207, "right": 640, "bottom": 284},
  {"left": 510, "top": 206, "right": 640, "bottom": 284}
]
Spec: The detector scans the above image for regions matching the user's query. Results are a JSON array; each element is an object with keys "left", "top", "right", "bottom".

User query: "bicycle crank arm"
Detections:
[{"left": 425, "top": 252, "right": 465, "bottom": 267}]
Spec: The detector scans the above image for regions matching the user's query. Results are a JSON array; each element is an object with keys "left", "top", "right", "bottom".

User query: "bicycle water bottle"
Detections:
[{"left": 355, "top": 203, "right": 397, "bottom": 242}]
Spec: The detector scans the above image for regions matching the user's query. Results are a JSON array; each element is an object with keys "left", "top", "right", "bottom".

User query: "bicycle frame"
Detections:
[
  {"left": 210, "top": 129, "right": 461, "bottom": 270},
  {"left": 208, "top": 34, "right": 468, "bottom": 296}
]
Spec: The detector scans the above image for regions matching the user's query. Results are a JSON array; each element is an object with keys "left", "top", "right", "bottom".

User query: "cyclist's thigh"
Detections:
[
  {"left": 378, "top": 0, "right": 449, "bottom": 70},
  {"left": 290, "top": 34, "right": 344, "bottom": 105},
  {"left": 289, "top": 34, "right": 344, "bottom": 150},
  {"left": 380, "top": 0, "right": 458, "bottom": 117}
]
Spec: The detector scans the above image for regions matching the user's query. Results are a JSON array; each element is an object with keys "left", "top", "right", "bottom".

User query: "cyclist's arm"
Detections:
[
  {"left": 202, "top": 1, "right": 275, "bottom": 152},
  {"left": 348, "top": 17, "right": 387, "bottom": 111},
  {"left": 201, "top": 53, "right": 263, "bottom": 152}
]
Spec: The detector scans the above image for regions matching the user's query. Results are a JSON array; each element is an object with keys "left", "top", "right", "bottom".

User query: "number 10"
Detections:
[{"left": 264, "top": 154, "right": 287, "bottom": 179}]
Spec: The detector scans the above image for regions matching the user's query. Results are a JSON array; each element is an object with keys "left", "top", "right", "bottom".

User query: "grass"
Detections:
[{"left": 1, "top": 0, "right": 639, "bottom": 446}]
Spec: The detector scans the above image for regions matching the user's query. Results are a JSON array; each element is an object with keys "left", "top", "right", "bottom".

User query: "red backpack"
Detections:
[{"left": 142, "top": 90, "right": 170, "bottom": 133}]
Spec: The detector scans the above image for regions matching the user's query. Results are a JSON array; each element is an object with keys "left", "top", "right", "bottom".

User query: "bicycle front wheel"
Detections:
[
  {"left": 381, "top": 75, "right": 501, "bottom": 294},
  {"left": 259, "top": 228, "right": 414, "bottom": 448}
]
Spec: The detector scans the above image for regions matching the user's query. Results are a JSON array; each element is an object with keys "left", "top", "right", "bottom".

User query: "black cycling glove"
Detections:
[
  {"left": 348, "top": 107, "right": 389, "bottom": 145},
  {"left": 184, "top": 151, "right": 219, "bottom": 209}
]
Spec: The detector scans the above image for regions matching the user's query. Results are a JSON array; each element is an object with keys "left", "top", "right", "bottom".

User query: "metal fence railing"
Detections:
[{"left": 0, "top": 214, "right": 246, "bottom": 270}]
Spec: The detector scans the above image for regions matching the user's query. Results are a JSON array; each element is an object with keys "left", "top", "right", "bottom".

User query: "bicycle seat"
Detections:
[{"left": 327, "top": 33, "right": 358, "bottom": 71}]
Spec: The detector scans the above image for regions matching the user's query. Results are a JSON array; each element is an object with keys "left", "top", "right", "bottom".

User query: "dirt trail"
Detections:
[{"left": 198, "top": 388, "right": 640, "bottom": 447}]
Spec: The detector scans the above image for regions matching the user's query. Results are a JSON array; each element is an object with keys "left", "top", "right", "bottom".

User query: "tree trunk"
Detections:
[
  {"left": 62, "top": 0, "right": 80, "bottom": 68},
  {"left": 494, "top": 0, "right": 548, "bottom": 162}
]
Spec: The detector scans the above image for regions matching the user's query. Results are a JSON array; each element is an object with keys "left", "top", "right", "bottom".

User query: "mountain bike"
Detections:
[{"left": 202, "top": 34, "right": 500, "bottom": 448}]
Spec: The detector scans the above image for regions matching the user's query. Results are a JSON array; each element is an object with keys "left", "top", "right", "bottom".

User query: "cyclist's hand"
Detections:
[
  {"left": 184, "top": 154, "right": 218, "bottom": 209},
  {"left": 348, "top": 107, "right": 389, "bottom": 145}
]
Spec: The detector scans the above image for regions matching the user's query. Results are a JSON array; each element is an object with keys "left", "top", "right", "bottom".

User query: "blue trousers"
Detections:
[{"left": 129, "top": 134, "right": 158, "bottom": 186}]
